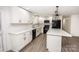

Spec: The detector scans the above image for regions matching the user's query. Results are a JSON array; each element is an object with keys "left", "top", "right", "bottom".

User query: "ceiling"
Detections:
[{"left": 22, "top": 6, "right": 79, "bottom": 16}]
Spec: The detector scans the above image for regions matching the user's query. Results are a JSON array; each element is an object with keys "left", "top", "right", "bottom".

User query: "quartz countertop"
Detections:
[
  {"left": 8, "top": 24, "right": 43, "bottom": 35},
  {"left": 9, "top": 28, "right": 35, "bottom": 35},
  {"left": 47, "top": 28, "right": 72, "bottom": 37},
  {"left": 9, "top": 26, "right": 42, "bottom": 35}
]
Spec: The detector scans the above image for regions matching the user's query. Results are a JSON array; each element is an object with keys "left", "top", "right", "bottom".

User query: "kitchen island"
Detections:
[{"left": 47, "top": 29, "right": 72, "bottom": 52}]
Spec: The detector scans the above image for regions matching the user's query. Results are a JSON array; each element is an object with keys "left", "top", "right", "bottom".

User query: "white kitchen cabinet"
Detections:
[
  {"left": 33, "top": 16, "right": 39, "bottom": 24},
  {"left": 10, "top": 34, "right": 24, "bottom": 51},
  {"left": 9, "top": 31, "right": 32, "bottom": 51},
  {"left": 11, "top": 7, "right": 32, "bottom": 24},
  {"left": 24, "top": 31, "right": 32, "bottom": 46},
  {"left": 36, "top": 27, "right": 42, "bottom": 37},
  {"left": 47, "top": 35, "right": 61, "bottom": 52}
]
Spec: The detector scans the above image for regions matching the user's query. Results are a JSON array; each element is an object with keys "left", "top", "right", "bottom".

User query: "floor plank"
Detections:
[{"left": 62, "top": 37, "right": 79, "bottom": 52}]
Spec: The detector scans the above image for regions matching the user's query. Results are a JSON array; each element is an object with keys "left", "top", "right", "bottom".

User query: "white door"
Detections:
[
  {"left": 0, "top": 12, "right": 3, "bottom": 51},
  {"left": 0, "top": 34, "right": 3, "bottom": 51}
]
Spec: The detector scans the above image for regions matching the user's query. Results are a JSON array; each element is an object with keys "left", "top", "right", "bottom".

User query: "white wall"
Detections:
[
  {"left": 0, "top": 7, "right": 33, "bottom": 51},
  {"left": 71, "top": 15, "right": 79, "bottom": 36},
  {"left": 62, "top": 16, "right": 71, "bottom": 33},
  {"left": 63, "top": 15, "right": 79, "bottom": 36}
]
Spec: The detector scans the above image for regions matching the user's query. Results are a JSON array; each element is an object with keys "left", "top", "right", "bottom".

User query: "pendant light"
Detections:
[{"left": 55, "top": 6, "right": 59, "bottom": 20}]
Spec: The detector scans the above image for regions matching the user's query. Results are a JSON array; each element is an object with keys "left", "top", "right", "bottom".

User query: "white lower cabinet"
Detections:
[
  {"left": 11, "top": 34, "right": 24, "bottom": 51},
  {"left": 36, "top": 27, "right": 42, "bottom": 37},
  {"left": 47, "top": 35, "right": 61, "bottom": 52},
  {"left": 24, "top": 31, "right": 32, "bottom": 46},
  {"left": 10, "top": 31, "right": 32, "bottom": 51}
]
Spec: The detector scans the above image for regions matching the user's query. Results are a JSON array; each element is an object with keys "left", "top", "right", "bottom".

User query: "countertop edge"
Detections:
[
  {"left": 47, "top": 29, "right": 72, "bottom": 37},
  {"left": 8, "top": 28, "right": 34, "bottom": 35}
]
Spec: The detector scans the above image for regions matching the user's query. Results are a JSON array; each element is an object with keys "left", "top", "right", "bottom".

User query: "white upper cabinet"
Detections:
[
  {"left": 38, "top": 17, "right": 45, "bottom": 24},
  {"left": 32, "top": 16, "right": 39, "bottom": 24},
  {"left": 11, "top": 7, "right": 32, "bottom": 24}
]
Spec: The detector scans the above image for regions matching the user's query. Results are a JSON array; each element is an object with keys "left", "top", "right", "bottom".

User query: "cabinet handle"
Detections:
[{"left": 24, "top": 37, "right": 26, "bottom": 40}]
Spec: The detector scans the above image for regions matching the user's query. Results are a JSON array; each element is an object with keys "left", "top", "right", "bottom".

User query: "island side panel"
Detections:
[{"left": 47, "top": 35, "right": 62, "bottom": 52}]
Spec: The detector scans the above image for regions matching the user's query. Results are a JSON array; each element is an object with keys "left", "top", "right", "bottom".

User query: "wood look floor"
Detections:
[
  {"left": 62, "top": 37, "right": 79, "bottom": 52},
  {"left": 21, "top": 34, "right": 48, "bottom": 52},
  {"left": 21, "top": 34, "right": 79, "bottom": 52}
]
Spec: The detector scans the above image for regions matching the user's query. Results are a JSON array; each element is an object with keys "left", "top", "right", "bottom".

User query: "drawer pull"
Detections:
[{"left": 24, "top": 37, "right": 26, "bottom": 40}]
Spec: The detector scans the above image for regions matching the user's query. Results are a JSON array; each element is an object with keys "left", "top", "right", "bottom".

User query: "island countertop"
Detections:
[{"left": 47, "top": 28, "right": 72, "bottom": 37}]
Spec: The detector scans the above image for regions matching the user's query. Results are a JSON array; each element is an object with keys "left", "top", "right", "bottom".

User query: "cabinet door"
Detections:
[
  {"left": 11, "top": 7, "right": 31, "bottom": 23},
  {"left": 28, "top": 31, "right": 32, "bottom": 42},
  {"left": 24, "top": 31, "right": 32, "bottom": 45},
  {"left": 23, "top": 33, "right": 28, "bottom": 45},
  {"left": 36, "top": 28, "right": 41, "bottom": 37},
  {"left": 12, "top": 34, "right": 24, "bottom": 51},
  {"left": 11, "top": 7, "right": 22, "bottom": 23}
]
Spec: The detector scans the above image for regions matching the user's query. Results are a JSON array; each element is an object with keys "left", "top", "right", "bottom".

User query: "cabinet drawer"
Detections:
[{"left": 12, "top": 34, "right": 24, "bottom": 39}]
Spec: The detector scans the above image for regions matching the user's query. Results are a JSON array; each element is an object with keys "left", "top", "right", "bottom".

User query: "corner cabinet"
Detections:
[
  {"left": 9, "top": 31, "right": 32, "bottom": 51},
  {"left": 11, "top": 7, "right": 32, "bottom": 24}
]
